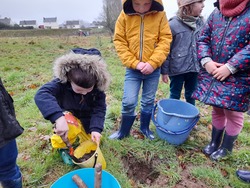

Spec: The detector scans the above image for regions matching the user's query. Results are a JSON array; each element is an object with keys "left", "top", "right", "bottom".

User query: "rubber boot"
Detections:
[
  {"left": 203, "top": 126, "right": 224, "bottom": 155},
  {"left": 1, "top": 175, "right": 22, "bottom": 188},
  {"left": 236, "top": 170, "right": 250, "bottom": 183},
  {"left": 109, "top": 115, "right": 136, "bottom": 140},
  {"left": 140, "top": 112, "right": 154, "bottom": 140},
  {"left": 210, "top": 132, "right": 238, "bottom": 161}
]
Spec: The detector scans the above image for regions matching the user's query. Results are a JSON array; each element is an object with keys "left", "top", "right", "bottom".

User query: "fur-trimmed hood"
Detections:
[{"left": 53, "top": 52, "right": 111, "bottom": 91}]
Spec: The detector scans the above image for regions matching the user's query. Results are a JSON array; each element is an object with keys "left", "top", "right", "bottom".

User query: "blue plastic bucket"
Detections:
[
  {"left": 153, "top": 99, "right": 199, "bottom": 132},
  {"left": 154, "top": 116, "right": 199, "bottom": 145},
  {"left": 51, "top": 168, "right": 121, "bottom": 188}
]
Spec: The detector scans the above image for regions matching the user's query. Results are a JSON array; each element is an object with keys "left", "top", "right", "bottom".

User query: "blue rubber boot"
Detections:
[
  {"left": 236, "top": 170, "right": 250, "bottom": 183},
  {"left": 109, "top": 115, "right": 136, "bottom": 140},
  {"left": 140, "top": 112, "right": 154, "bottom": 140},
  {"left": 1, "top": 174, "right": 22, "bottom": 188}
]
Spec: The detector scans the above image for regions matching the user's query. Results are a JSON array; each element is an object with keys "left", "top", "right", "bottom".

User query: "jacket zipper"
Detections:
[
  {"left": 139, "top": 15, "right": 144, "bottom": 61},
  {"left": 202, "top": 17, "right": 232, "bottom": 103}
]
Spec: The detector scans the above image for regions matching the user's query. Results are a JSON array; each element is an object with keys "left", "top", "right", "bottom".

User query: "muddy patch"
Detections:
[{"left": 122, "top": 152, "right": 160, "bottom": 186}]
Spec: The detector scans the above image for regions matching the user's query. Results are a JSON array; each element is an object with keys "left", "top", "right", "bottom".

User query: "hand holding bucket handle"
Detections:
[
  {"left": 91, "top": 131, "right": 101, "bottom": 145},
  {"left": 91, "top": 133, "right": 101, "bottom": 167}
]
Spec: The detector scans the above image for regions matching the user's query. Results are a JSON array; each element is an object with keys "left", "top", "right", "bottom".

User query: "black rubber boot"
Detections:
[
  {"left": 210, "top": 132, "right": 238, "bottom": 161},
  {"left": 140, "top": 111, "right": 154, "bottom": 140},
  {"left": 109, "top": 115, "right": 136, "bottom": 140},
  {"left": 236, "top": 170, "right": 250, "bottom": 183},
  {"left": 203, "top": 126, "right": 224, "bottom": 155}
]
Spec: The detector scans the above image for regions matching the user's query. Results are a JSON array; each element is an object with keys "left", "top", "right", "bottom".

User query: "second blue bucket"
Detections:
[
  {"left": 153, "top": 99, "right": 199, "bottom": 132},
  {"left": 51, "top": 168, "right": 121, "bottom": 188}
]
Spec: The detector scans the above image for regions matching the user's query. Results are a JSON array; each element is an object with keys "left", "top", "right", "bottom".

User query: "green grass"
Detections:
[{"left": 0, "top": 30, "right": 249, "bottom": 188}]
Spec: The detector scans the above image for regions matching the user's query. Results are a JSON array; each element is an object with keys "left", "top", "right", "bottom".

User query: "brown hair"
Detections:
[
  {"left": 178, "top": 4, "right": 194, "bottom": 17},
  {"left": 67, "top": 67, "right": 96, "bottom": 88}
]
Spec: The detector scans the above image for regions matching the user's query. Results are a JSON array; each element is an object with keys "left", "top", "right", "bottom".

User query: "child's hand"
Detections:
[
  {"left": 54, "top": 116, "right": 69, "bottom": 140},
  {"left": 141, "top": 62, "right": 154, "bottom": 75},
  {"left": 161, "top": 74, "right": 169, "bottom": 83},
  {"left": 212, "top": 65, "right": 231, "bottom": 81},
  {"left": 136, "top": 62, "right": 146, "bottom": 70},
  {"left": 204, "top": 61, "right": 223, "bottom": 74},
  {"left": 91, "top": 131, "right": 101, "bottom": 144}
]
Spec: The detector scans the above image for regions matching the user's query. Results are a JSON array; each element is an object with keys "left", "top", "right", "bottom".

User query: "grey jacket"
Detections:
[{"left": 161, "top": 16, "right": 204, "bottom": 76}]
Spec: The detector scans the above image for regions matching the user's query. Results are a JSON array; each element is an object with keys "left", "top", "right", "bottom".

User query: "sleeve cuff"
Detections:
[
  {"left": 201, "top": 57, "right": 212, "bottom": 67},
  {"left": 225, "top": 63, "right": 237, "bottom": 74}
]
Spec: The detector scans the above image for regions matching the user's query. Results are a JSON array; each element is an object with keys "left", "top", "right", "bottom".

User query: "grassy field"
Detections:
[{"left": 0, "top": 30, "right": 249, "bottom": 188}]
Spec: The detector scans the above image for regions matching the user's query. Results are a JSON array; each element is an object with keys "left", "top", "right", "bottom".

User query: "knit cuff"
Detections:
[
  {"left": 200, "top": 57, "right": 212, "bottom": 67},
  {"left": 225, "top": 63, "right": 237, "bottom": 74}
]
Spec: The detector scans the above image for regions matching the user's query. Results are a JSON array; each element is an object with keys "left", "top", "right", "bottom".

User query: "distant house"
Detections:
[
  {"left": 43, "top": 17, "right": 59, "bottom": 29},
  {"left": 19, "top": 20, "right": 37, "bottom": 28},
  {"left": 65, "top": 20, "right": 81, "bottom": 29},
  {"left": 91, "top": 21, "right": 104, "bottom": 29},
  {"left": 0, "top": 17, "right": 11, "bottom": 26}
]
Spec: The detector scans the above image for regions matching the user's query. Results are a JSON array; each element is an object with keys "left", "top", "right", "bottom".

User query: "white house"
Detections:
[
  {"left": 43, "top": 17, "right": 59, "bottom": 29},
  {"left": 19, "top": 20, "right": 37, "bottom": 28},
  {"left": 0, "top": 17, "right": 11, "bottom": 26},
  {"left": 65, "top": 20, "right": 81, "bottom": 29}
]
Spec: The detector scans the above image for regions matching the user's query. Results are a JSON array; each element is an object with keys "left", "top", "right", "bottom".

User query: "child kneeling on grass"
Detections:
[{"left": 34, "top": 48, "right": 111, "bottom": 163}]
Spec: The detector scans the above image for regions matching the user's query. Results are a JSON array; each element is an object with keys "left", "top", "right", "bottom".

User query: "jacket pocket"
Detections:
[{"left": 169, "top": 50, "right": 190, "bottom": 74}]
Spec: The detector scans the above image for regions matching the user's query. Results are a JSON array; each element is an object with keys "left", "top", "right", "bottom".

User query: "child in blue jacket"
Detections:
[{"left": 34, "top": 48, "right": 110, "bottom": 150}]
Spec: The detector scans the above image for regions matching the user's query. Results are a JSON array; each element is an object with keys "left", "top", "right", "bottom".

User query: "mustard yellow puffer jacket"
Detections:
[{"left": 114, "top": 0, "right": 172, "bottom": 69}]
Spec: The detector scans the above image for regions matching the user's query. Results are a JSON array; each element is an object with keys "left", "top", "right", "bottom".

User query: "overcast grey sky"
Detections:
[{"left": 0, "top": 0, "right": 215, "bottom": 25}]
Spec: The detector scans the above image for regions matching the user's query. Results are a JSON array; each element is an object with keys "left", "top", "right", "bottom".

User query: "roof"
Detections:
[
  {"left": 66, "top": 20, "right": 80, "bottom": 25},
  {"left": 43, "top": 17, "right": 57, "bottom": 23},
  {"left": 19, "top": 20, "right": 36, "bottom": 25}
]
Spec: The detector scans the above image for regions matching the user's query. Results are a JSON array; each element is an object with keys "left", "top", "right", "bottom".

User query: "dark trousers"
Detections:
[{"left": 169, "top": 72, "right": 198, "bottom": 105}]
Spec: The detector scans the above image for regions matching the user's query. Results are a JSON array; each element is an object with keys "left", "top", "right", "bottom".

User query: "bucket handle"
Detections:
[
  {"left": 152, "top": 109, "right": 199, "bottom": 134},
  {"left": 156, "top": 117, "right": 198, "bottom": 135},
  {"left": 92, "top": 153, "right": 98, "bottom": 168},
  {"left": 152, "top": 103, "right": 200, "bottom": 133}
]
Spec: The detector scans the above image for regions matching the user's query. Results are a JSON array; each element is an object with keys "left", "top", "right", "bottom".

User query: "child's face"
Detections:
[
  {"left": 70, "top": 82, "right": 94, "bottom": 95},
  {"left": 190, "top": 1, "right": 204, "bottom": 17},
  {"left": 132, "top": 0, "right": 152, "bottom": 14}
]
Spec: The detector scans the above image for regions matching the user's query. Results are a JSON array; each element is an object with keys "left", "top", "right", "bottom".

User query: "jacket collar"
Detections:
[{"left": 123, "top": 0, "right": 164, "bottom": 15}]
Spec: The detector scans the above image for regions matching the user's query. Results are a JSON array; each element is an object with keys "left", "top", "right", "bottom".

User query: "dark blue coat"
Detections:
[
  {"left": 34, "top": 50, "right": 110, "bottom": 134},
  {"left": 35, "top": 78, "right": 106, "bottom": 133}
]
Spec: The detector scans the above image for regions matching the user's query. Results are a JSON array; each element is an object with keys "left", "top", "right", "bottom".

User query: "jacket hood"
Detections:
[
  {"left": 123, "top": 0, "right": 164, "bottom": 14},
  {"left": 53, "top": 53, "right": 111, "bottom": 91}
]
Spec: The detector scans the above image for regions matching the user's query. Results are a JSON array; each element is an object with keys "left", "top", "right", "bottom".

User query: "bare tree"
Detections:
[{"left": 99, "top": 0, "right": 122, "bottom": 41}]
